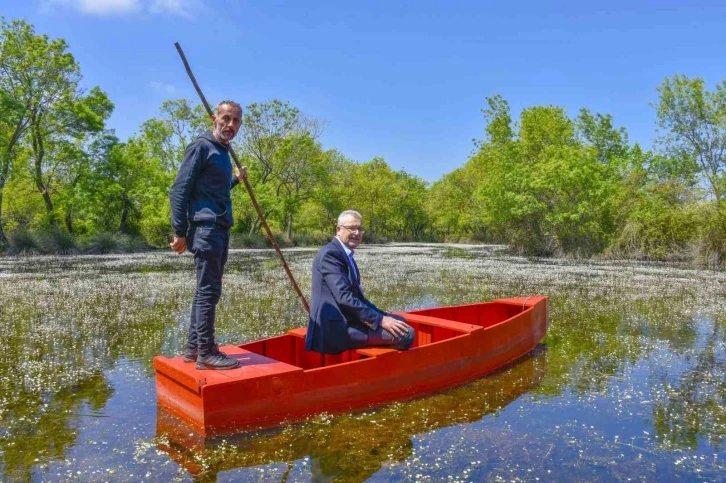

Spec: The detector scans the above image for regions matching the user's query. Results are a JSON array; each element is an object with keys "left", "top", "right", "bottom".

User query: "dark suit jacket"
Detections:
[{"left": 305, "top": 238, "right": 385, "bottom": 354}]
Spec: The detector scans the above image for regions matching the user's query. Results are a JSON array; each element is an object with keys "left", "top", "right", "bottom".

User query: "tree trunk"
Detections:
[
  {"left": 715, "top": 251, "right": 721, "bottom": 271},
  {"left": 119, "top": 194, "right": 130, "bottom": 233},
  {"left": 40, "top": 190, "right": 54, "bottom": 215},
  {"left": 248, "top": 218, "right": 261, "bottom": 237},
  {"left": 0, "top": 181, "right": 6, "bottom": 248},
  {"left": 65, "top": 208, "right": 73, "bottom": 234},
  {"left": 285, "top": 213, "right": 293, "bottom": 241},
  {"left": 30, "top": 117, "right": 56, "bottom": 224},
  {"left": 0, "top": 117, "right": 27, "bottom": 247}
]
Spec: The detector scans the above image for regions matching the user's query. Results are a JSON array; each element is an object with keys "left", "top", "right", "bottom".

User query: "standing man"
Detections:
[
  {"left": 169, "top": 100, "right": 245, "bottom": 370},
  {"left": 305, "top": 210, "right": 415, "bottom": 354}
]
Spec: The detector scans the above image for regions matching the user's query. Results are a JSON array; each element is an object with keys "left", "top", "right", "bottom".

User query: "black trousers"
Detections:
[{"left": 186, "top": 224, "right": 230, "bottom": 357}]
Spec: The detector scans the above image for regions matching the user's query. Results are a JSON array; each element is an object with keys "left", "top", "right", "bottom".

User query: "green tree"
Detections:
[
  {"left": 576, "top": 108, "right": 630, "bottom": 166},
  {"left": 468, "top": 100, "right": 629, "bottom": 255},
  {"left": 340, "top": 158, "right": 428, "bottom": 241},
  {"left": 292, "top": 149, "right": 354, "bottom": 235},
  {"left": 0, "top": 20, "right": 34, "bottom": 245},
  {"left": 655, "top": 75, "right": 726, "bottom": 204},
  {"left": 236, "top": 100, "right": 325, "bottom": 235},
  {"left": 270, "top": 134, "right": 331, "bottom": 240},
  {"left": 139, "top": 99, "right": 208, "bottom": 173},
  {"left": 237, "top": 100, "right": 321, "bottom": 183},
  {"left": 77, "top": 136, "right": 167, "bottom": 237},
  {"left": 0, "top": 90, "right": 27, "bottom": 246},
  {"left": 480, "top": 94, "right": 514, "bottom": 147},
  {"left": 655, "top": 75, "right": 726, "bottom": 265},
  {"left": 347, "top": 158, "right": 397, "bottom": 238},
  {"left": 55, "top": 131, "right": 110, "bottom": 234},
  {"left": 0, "top": 19, "right": 113, "bottom": 228},
  {"left": 389, "top": 171, "right": 428, "bottom": 239}
]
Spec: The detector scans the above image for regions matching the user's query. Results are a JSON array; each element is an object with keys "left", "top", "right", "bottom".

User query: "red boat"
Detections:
[{"left": 154, "top": 296, "right": 548, "bottom": 436}]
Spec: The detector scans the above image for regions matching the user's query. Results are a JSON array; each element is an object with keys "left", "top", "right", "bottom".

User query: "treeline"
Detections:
[
  {"left": 1, "top": 19, "right": 725, "bottom": 266},
  {"left": 430, "top": 90, "right": 725, "bottom": 266}
]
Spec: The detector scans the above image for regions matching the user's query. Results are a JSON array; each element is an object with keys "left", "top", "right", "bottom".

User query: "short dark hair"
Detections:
[{"left": 215, "top": 100, "right": 242, "bottom": 114}]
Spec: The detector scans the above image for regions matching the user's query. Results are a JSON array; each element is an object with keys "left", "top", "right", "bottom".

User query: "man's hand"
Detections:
[
  {"left": 235, "top": 166, "right": 248, "bottom": 182},
  {"left": 381, "top": 316, "right": 409, "bottom": 339},
  {"left": 170, "top": 235, "right": 187, "bottom": 254}
]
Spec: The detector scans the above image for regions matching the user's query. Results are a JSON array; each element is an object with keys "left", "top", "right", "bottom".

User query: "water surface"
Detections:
[{"left": 0, "top": 245, "right": 724, "bottom": 481}]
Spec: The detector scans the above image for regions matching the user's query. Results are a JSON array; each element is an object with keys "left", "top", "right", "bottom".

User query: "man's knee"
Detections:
[
  {"left": 394, "top": 325, "right": 415, "bottom": 350},
  {"left": 389, "top": 313, "right": 406, "bottom": 323}
]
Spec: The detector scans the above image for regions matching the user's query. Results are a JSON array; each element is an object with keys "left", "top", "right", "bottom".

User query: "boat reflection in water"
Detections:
[{"left": 156, "top": 345, "right": 548, "bottom": 481}]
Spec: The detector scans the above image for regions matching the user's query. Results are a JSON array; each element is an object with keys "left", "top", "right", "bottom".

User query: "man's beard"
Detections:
[{"left": 215, "top": 127, "right": 235, "bottom": 142}]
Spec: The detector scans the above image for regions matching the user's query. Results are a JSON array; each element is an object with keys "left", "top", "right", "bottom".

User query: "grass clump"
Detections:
[
  {"left": 290, "top": 232, "right": 330, "bottom": 247},
  {"left": 441, "top": 247, "right": 478, "bottom": 259},
  {"left": 118, "top": 234, "right": 150, "bottom": 253},
  {"left": 40, "top": 230, "right": 81, "bottom": 255},
  {"left": 2, "top": 229, "right": 152, "bottom": 257},
  {"left": 230, "top": 232, "right": 272, "bottom": 249},
  {"left": 231, "top": 231, "right": 338, "bottom": 249},
  {"left": 84, "top": 232, "right": 126, "bottom": 254},
  {"left": 7, "top": 230, "right": 43, "bottom": 256}
]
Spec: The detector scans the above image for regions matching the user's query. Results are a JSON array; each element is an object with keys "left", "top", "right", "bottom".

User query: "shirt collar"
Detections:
[{"left": 335, "top": 236, "right": 354, "bottom": 257}]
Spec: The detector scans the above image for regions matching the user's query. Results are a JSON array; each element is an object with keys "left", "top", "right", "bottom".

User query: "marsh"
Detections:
[{"left": 0, "top": 244, "right": 724, "bottom": 481}]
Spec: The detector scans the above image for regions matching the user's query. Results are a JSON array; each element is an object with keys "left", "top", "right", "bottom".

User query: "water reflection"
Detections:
[
  {"left": 156, "top": 346, "right": 548, "bottom": 481},
  {"left": 0, "top": 372, "right": 113, "bottom": 481},
  {"left": 2, "top": 249, "right": 726, "bottom": 480},
  {"left": 651, "top": 315, "right": 726, "bottom": 451}
]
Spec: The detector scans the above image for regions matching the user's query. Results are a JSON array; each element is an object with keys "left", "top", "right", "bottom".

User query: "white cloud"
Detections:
[
  {"left": 149, "top": 81, "right": 177, "bottom": 94},
  {"left": 149, "top": 0, "right": 204, "bottom": 18},
  {"left": 42, "top": 0, "right": 143, "bottom": 15},
  {"left": 41, "top": 0, "right": 204, "bottom": 17}
]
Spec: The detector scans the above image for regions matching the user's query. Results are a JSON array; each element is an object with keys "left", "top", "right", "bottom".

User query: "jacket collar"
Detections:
[{"left": 199, "top": 130, "right": 230, "bottom": 152}]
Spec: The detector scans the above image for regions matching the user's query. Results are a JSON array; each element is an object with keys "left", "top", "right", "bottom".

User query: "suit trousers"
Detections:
[{"left": 366, "top": 313, "right": 415, "bottom": 350}]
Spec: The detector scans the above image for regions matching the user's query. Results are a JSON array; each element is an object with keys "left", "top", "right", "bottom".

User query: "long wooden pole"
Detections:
[{"left": 174, "top": 42, "right": 310, "bottom": 314}]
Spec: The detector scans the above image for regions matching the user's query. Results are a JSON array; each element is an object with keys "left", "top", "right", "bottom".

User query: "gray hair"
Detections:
[
  {"left": 337, "top": 210, "right": 362, "bottom": 226},
  {"left": 215, "top": 100, "right": 242, "bottom": 114}
]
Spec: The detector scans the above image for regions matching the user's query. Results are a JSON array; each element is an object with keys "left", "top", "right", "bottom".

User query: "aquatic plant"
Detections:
[{"left": 0, "top": 244, "right": 724, "bottom": 480}]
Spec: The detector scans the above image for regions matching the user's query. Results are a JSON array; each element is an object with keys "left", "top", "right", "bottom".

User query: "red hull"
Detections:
[{"left": 154, "top": 296, "right": 548, "bottom": 436}]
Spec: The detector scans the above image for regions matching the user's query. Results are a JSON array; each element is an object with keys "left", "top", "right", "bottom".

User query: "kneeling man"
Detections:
[{"left": 305, "top": 210, "right": 415, "bottom": 354}]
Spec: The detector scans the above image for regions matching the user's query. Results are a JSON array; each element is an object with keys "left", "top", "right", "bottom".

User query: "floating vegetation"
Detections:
[
  {"left": 440, "top": 246, "right": 479, "bottom": 259},
  {"left": 0, "top": 244, "right": 725, "bottom": 481}
]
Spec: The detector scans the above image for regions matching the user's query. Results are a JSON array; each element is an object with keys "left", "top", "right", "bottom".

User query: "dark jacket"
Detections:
[
  {"left": 305, "top": 238, "right": 385, "bottom": 354},
  {"left": 169, "top": 131, "right": 240, "bottom": 237}
]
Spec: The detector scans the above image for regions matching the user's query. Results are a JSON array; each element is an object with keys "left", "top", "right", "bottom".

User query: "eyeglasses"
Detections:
[{"left": 339, "top": 225, "right": 365, "bottom": 234}]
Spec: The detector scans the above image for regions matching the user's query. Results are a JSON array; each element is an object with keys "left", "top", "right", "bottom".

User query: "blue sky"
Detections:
[{"left": 3, "top": 1, "right": 725, "bottom": 182}]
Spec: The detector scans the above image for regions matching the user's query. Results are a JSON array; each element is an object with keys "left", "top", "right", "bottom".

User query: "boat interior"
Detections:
[{"left": 238, "top": 301, "right": 528, "bottom": 371}]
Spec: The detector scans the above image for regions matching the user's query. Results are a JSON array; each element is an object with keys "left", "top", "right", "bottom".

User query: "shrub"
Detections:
[
  {"left": 230, "top": 232, "right": 272, "bottom": 249},
  {"left": 118, "top": 234, "right": 150, "bottom": 253},
  {"left": 8, "top": 230, "right": 43, "bottom": 256},
  {"left": 697, "top": 207, "right": 726, "bottom": 269},
  {"left": 607, "top": 188, "right": 699, "bottom": 262},
  {"left": 84, "top": 232, "right": 125, "bottom": 254},
  {"left": 139, "top": 216, "right": 171, "bottom": 248},
  {"left": 40, "top": 230, "right": 80, "bottom": 256},
  {"left": 442, "top": 247, "right": 477, "bottom": 259},
  {"left": 290, "top": 232, "right": 330, "bottom": 247}
]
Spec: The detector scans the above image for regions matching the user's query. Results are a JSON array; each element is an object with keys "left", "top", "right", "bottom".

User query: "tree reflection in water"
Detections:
[
  {"left": 0, "top": 372, "right": 113, "bottom": 481},
  {"left": 651, "top": 315, "right": 726, "bottom": 452}
]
